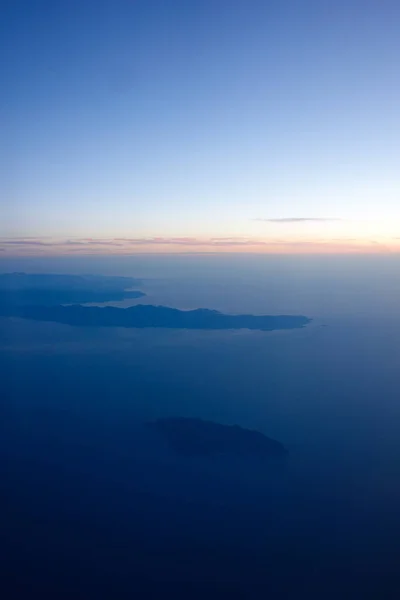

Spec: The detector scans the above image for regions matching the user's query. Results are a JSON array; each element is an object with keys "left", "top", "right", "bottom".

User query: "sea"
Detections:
[{"left": 1, "top": 254, "right": 400, "bottom": 598}]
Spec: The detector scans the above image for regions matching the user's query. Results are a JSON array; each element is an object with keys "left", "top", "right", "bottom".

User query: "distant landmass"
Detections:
[
  {"left": 1, "top": 303, "right": 311, "bottom": 331},
  {"left": 0, "top": 272, "right": 145, "bottom": 307},
  {"left": 0, "top": 272, "right": 311, "bottom": 331},
  {"left": 148, "top": 417, "right": 287, "bottom": 457}
]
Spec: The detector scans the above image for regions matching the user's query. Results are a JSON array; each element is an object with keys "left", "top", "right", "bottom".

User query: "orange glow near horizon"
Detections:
[{"left": 1, "top": 236, "right": 400, "bottom": 256}]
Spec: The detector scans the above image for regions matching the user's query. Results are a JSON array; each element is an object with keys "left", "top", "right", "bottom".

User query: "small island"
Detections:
[{"left": 148, "top": 417, "right": 287, "bottom": 458}]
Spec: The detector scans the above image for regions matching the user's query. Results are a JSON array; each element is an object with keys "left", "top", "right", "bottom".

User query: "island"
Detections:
[
  {"left": 0, "top": 271, "right": 311, "bottom": 332},
  {"left": 147, "top": 417, "right": 287, "bottom": 458},
  {"left": 0, "top": 272, "right": 145, "bottom": 306},
  {"left": 1, "top": 303, "right": 311, "bottom": 331}
]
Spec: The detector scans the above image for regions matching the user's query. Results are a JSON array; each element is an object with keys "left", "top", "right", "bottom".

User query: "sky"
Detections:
[{"left": 1, "top": 0, "right": 400, "bottom": 255}]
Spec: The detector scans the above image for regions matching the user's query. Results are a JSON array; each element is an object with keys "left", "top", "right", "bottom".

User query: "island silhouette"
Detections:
[
  {"left": 1, "top": 303, "right": 310, "bottom": 331},
  {"left": 0, "top": 272, "right": 144, "bottom": 306},
  {"left": 0, "top": 272, "right": 311, "bottom": 332},
  {"left": 148, "top": 418, "right": 287, "bottom": 458}
]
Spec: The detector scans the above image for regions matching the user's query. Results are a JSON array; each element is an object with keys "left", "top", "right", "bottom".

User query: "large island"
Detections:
[{"left": 0, "top": 272, "right": 311, "bottom": 332}]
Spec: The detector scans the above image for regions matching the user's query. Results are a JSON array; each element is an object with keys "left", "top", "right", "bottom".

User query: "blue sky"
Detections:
[{"left": 2, "top": 0, "right": 400, "bottom": 254}]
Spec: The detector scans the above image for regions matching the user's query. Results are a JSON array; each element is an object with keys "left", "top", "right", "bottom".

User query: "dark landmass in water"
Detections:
[
  {"left": 0, "top": 303, "right": 311, "bottom": 331},
  {"left": 0, "top": 272, "right": 144, "bottom": 306},
  {"left": 148, "top": 417, "right": 287, "bottom": 457},
  {"left": 0, "top": 272, "right": 311, "bottom": 331}
]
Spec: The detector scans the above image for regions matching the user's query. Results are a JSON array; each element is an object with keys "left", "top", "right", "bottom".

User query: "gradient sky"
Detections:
[{"left": 1, "top": 0, "right": 400, "bottom": 254}]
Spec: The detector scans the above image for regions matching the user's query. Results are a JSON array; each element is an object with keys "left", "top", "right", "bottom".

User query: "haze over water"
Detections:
[{"left": 2, "top": 254, "right": 400, "bottom": 597}]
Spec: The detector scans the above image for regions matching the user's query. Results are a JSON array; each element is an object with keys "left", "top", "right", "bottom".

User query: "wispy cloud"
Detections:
[
  {"left": 1, "top": 235, "right": 398, "bottom": 256},
  {"left": 65, "top": 239, "right": 124, "bottom": 247},
  {"left": 114, "top": 237, "right": 268, "bottom": 247},
  {"left": 0, "top": 239, "right": 53, "bottom": 246},
  {"left": 0, "top": 236, "right": 272, "bottom": 256},
  {"left": 1, "top": 238, "right": 124, "bottom": 248},
  {"left": 254, "top": 218, "right": 342, "bottom": 223},
  {"left": 114, "top": 237, "right": 200, "bottom": 245}
]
